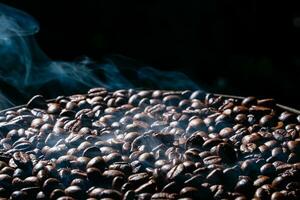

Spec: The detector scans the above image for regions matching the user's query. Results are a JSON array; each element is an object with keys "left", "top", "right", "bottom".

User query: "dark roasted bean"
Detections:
[
  {"left": 0, "top": 90, "right": 299, "bottom": 198},
  {"left": 86, "top": 156, "right": 106, "bottom": 172}
]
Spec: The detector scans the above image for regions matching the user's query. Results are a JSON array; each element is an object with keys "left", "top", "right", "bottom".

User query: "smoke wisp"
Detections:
[{"left": 0, "top": 3, "right": 200, "bottom": 110}]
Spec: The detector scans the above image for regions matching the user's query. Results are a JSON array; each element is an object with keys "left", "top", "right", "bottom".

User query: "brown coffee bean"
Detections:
[
  {"left": 123, "top": 190, "right": 135, "bottom": 200},
  {"left": 138, "top": 153, "right": 155, "bottom": 168},
  {"left": 50, "top": 189, "right": 65, "bottom": 200},
  {"left": 253, "top": 176, "right": 271, "bottom": 187},
  {"left": 260, "top": 163, "right": 276, "bottom": 176},
  {"left": 254, "top": 187, "right": 272, "bottom": 199},
  {"left": 186, "top": 118, "right": 206, "bottom": 133},
  {"left": 242, "top": 96, "right": 257, "bottom": 107},
  {"left": 65, "top": 186, "right": 85, "bottom": 199},
  {"left": 82, "top": 146, "right": 102, "bottom": 158},
  {"left": 206, "top": 169, "right": 223, "bottom": 184},
  {"left": 43, "top": 178, "right": 61, "bottom": 195},
  {"left": 163, "top": 95, "right": 181, "bottom": 106},
  {"left": 180, "top": 187, "right": 200, "bottom": 199},
  {"left": 86, "top": 156, "right": 106, "bottom": 172},
  {"left": 185, "top": 134, "right": 204, "bottom": 149},
  {"left": 135, "top": 180, "right": 156, "bottom": 194},
  {"left": 166, "top": 164, "right": 185, "bottom": 181},
  {"left": 86, "top": 167, "right": 102, "bottom": 182},
  {"left": 216, "top": 142, "right": 236, "bottom": 163},
  {"left": 12, "top": 152, "right": 32, "bottom": 169},
  {"left": 10, "top": 190, "right": 28, "bottom": 200},
  {"left": 287, "top": 141, "right": 300, "bottom": 153},
  {"left": 203, "top": 155, "right": 222, "bottom": 165},
  {"left": 260, "top": 115, "right": 277, "bottom": 127},
  {"left": 219, "top": 127, "right": 234, "bottom": 138},
  {"left": 235, "top": 177, "right": 253, "bottom": 195},
  {"left": 271, "top": 192, "right": 286, "bottom": 200},
  {"left": 128, "top": 172, "right": 149, "bottom": 186},
  {"left": 151, "top": 192, "right": 177, "bottom": 200},
  {"left": 240, "top": 143, "right": 257, "bottom": 153}
]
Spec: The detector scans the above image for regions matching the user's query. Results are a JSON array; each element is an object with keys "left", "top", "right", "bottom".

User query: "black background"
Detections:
[{"left": 1, "top": 0, "right": 300, "bottom": 109}]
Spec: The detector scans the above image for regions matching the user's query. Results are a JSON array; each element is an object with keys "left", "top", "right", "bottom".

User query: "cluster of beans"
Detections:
[{"left": 0, "top": 88, "right": 299, "bottom": 200}]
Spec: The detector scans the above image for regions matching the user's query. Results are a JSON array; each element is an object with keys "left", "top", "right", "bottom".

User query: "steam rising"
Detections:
[{"left": 0, "top": 3, "right": 199, "bottom": 110}]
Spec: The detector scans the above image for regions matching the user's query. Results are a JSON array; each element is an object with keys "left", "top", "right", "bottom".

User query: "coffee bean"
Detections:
[
  {"left": 242, "top": 96, "right": 257, "bottom": 107},
  {"left": 128, "top": 172, "right": 149, "bottom": 187},
  {"left": 10, "top": 190, "right": 28, "bottom": 200},
  {"left": 123, "top": 190, "right": 135, "bottom": 200},
  {"left": 138, "top": 153, "right": 155, "bottom": 168},
  {"left": 65, "top": 186, "right": 85, "bottom": 199},
  {"left": 186, "top": 118, "right": 206, "bottom": 133},
  {"left": 82, "top": 146, "right": 102, "bottom": 158},
  {"left": 86, "top": 156, "right": 106, "bottom": 172},
  {"left": 185, "top": 134, "right": 204, "bottom": 149},
  {"left": 166, "top": 164, "right": 185, "bottom": 181},
  {"left": 216, "top": 143, "right": 236, "bottom": 163},
  {"left": 50, "top": 189, "right": 65, "bottom": 200},
  {"left": 287, "top": 141, "right": 300, "bottom": 153},
  {"left": 135, "top": 180, "right": 156, "bottom": 194},
  {"left": 180, "top": 187, "right": 200, "bottom": 199},
  {"left": 12, "top": 152, "right": 32, "bottom": 169},
  {"left": 260, "top": 163, "right": 276, "bottom": 176},
  {"left": 260, "top": 115, "right": 277, "bottom": 127},
  {"left": 43, "top": 178, "right": 61, "bottom": 195},
  {"left": 253, "top": 176, "right": 271, "bottom": 187},
  {"left": 163, "top": 95, "right": 181, "bottom": 106},
  {"left": 271, "top": 192, "right": 286, "bottom": 200},
  {"left": 1, "top": 90, "right": 300, "bottom": 198},
  {"left": 86, "top": 167, "right": 102, "bottom": 182},
  {"left": 235, "top": 177, "right": 253, "bottom": 195}
]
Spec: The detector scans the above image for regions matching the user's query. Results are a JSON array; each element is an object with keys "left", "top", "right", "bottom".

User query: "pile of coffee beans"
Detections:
[{"left": 0, "top": 88, "right": 299, "bottom": 200}]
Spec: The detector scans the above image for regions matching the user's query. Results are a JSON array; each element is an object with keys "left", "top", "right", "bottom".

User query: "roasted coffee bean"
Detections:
[
  {"left": 43, "top": 178, "right": 61, "bottom": 195},
  {"left": 82, "top": 146, "right": 102, "bottom": 158},
  {"left": 166, "top": 164, "right": 185, "bottom": 181},
  {"left": 65, "top": 186, "right": 85, "bottom": 199},
  {"left": 242, "top": 96, "right": 257, "bottom": 107},
  {"left": 219, "top": 127, "right": 234, "bottom": 138},
  {"left": 253, "top": 176, "right": 271, "bottom": 187},
  {"left": 260, "top": 115, "right": 277, "bottom": 127},
  {"left": 287, "top": 141, "right": 300, "bottom": 153},
  {"left": 151, "top": 192, "right": 177, "bottom": 200},
  {"left": 186, "top": 118, "right": 206, "bottom": 133},
  {"left": 1, "top": 90, "right": 300, "bottom": 198},
  {"left": 50, "top": 189, "right": 65, "bottom": 200},
  {"left": 180, "top": 187, "right": 200, "bottom": 199},
  {"left": 10, "top": 190, "right": 28, "bottom": 200},
  {"left": 128, "top": 172, "right": 149, "bottom": 187},
  {"left": 260, "top": 163, "right": 276, "bottom": 176},
  {"left": 185, "top": 134, "right": 204, "bottom": 149},
  {"left": 271, "top": 192, "right": 286, "bottom": 200},
  {"left": 138, "top": 153, "right": 155, "bottom": 168},
  {"left": 123, "top": 190, "right": 135, "bottom": 200},
  {"left": 12, "top": 152, "right": 32, "bottom": 169},
  {"left": 135, "top": 180, "right": 156, "bottom": 194},
  {"left": 203, "top": 155, "right": 222, "bottom": 165},
  {"left": 86, "top": 167, "right": 102, "bottom": 182},
  {"left": 216, "top": 142, "right": 236, "bottom": 163},
  {"left": 86, "top": 156, "right": 106, "bottom": 172},
  {"left": 235, "top": 177, "right": 253, "bottom": 195}
]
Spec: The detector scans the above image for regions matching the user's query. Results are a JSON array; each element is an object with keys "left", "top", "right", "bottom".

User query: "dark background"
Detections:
[{"left": 1, "top": 0, "right": 300, "bottom": 109}]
